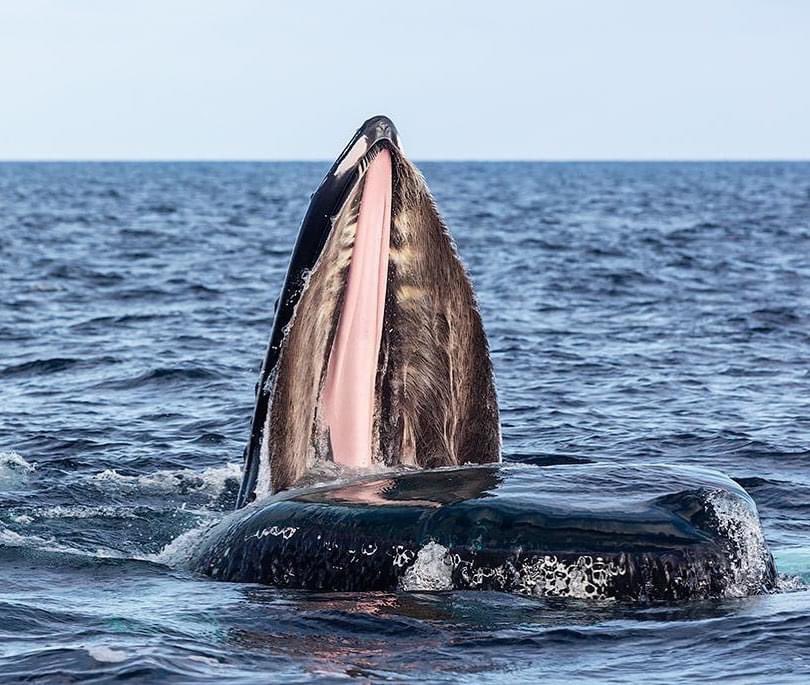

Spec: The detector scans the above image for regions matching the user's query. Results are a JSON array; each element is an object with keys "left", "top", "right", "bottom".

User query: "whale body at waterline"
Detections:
[
  {"left": 191, "top": 463, "right": 776, "bottom": 600},
  {"left": 200, "top": 115, "right": 778, "bottom": 600}
]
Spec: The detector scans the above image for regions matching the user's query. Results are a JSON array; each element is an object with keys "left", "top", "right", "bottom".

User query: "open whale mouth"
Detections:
[{"left": 237, "top": 116, "right": 500, "bottom": 506}]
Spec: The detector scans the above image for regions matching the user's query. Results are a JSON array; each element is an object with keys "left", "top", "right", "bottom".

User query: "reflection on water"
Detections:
[{"left": 294, "top": 464, "right": 502, "bottom": 507}]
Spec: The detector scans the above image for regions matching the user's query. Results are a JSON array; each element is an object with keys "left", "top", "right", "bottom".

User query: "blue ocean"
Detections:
[{"left": 1, "top": 161, "right": 809, "bottom": 682}]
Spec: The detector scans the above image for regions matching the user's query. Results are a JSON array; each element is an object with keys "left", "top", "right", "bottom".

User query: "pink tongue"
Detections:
[{"left": 322, "top": 148, "right": 392, "bottom": 468}]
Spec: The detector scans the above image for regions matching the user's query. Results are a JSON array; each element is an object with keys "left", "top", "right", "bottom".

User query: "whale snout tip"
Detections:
[{"left": 361, "top": 115, "right": 399, "bottom": 149}]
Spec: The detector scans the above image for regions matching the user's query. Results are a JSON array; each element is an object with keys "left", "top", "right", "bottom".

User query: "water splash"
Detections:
[
  {"left": 91, "top": 462, "right": 241, "bottom": 500},
  {"left": 147, "top": 520, "right": 221, "bottom": 568},
  {"left": 705, "top": 489, "right": 774, "bottom": 597},
  {"left": 0, "top": 451, "right": 35, "bottom": 488},
  {"left": 400, "top": 541, "right": 454, "bottom": 591}
]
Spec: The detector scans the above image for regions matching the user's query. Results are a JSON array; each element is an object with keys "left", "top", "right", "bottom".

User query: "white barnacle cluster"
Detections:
[
  {"left": 453, "top": 554, "right": 625, "bottom": 599},
  {"left": 250, "top": 525, "right": 298, "bottom": 541},
  {"left": 705, "top": 489, "right": 772, "bottom": 597},
  {"left": 451, "top": 552, "right": 626, "bottom": 599},
  {"left": 457, "top": 560, "right": 511, "bottom": 588},
  {"left": 392, "top": 545, "right": 417, "bottom": 568},
  {"left": 394, "top": 542, "right": 628, "bottom": 598},
  {"left": 514, "top": 555, "right": 626, "bottom": 599}
]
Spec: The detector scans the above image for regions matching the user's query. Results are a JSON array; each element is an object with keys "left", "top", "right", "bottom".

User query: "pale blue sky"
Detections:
[{"left": 1, "top": 0, "right": 808, "bottom": 160}]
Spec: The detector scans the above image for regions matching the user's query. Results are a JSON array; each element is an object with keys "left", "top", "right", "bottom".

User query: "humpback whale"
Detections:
[{"left": 191, "top": 116, "right": 777, "bottom": 600}]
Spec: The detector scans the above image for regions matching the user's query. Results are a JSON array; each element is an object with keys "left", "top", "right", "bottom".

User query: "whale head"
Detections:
[{"left": 237, "top": 116, "right": 500, "bottom": 506}]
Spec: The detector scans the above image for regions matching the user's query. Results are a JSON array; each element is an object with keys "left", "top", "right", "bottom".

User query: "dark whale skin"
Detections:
[{"left": 190, "top": 464, "right": 777, "bottom": 601}]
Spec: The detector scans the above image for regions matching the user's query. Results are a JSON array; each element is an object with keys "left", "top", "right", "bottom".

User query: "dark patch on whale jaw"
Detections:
[{"left": 260, "top": 143, "right": 500, "bottom": 495}]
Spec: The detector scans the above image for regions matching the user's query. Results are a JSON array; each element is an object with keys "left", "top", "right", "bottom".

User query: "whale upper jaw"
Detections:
[{"left": 237, "top": 116, "right": 500, "bottom": 508}]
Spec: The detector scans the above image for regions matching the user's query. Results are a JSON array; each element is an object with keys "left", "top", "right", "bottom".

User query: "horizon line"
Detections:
[{"left": 1, "top": 158, "right": 809, "bottom": 164}]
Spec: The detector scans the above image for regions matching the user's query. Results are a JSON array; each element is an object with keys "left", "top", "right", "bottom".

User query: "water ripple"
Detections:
[{"left": 1, "top": 161, "right": 809, "bottom": 682}]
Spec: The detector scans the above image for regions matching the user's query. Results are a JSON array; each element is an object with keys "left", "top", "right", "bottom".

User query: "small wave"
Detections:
[
  {"left": 145, "top": 203, "right": 177, "bottom": 214},
  {"left": 91, "top": 462, "right": 241, "bottom": 500},
  {"left": 95, "top": 366, "right": 223, "bottom": 390},
  {"left": 0, "top": 358, "right": 80, "bottom": 378},
  {"left": 0, "top": 526, "right": 124, "bottom": 560},
  {"left": 506, "top": 453, "right": 594, "bottom": 467},
  {"left": 68, "top": 313, "right": 169, "bottom": 332},
  {"left": 147, "top": 519, "right": 220, "bottom": 568},
  {"left": 732, "top": 476, "right": 780, "bottom": 489},
  {"left": 751, "top": 306, "right": 801, "bottom": 326}
]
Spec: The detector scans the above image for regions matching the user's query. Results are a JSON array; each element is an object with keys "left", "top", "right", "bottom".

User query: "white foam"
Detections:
[
  {"left": 400, "top": 541, "right": 454, "bottom": 591},
  {"left": 10, "top": 514, "right": 33, "bottom": 524},
  {"left": 86, "top": 646, "right": 129, "bottom": 663},
  {"left": 0, "top": 526, "right": 123, "bottom": 559},
  {"left": 28, "top": 505, "right": 141, "bottom": 520},
  {"left": 776, "top": 574, "right": 807, "bottom": 593},
  {"left": 0, "top": 460, "right": 239, "bottom": 566},
  {"left": 146, "top": 519, "right": 220, "bottom": 568},
  {"left": 706, "top": 489, "right": 773, "bottom": 597},
  {"left": 91, "top": 462, "right": 241, "bottom": 499},
  {"left": 0, "top": 451, "right": 35, "bottom": 487}
]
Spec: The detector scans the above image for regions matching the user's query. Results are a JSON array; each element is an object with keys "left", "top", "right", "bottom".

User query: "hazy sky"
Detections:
[{"left": 1, "top": 0, "right": 808, "bottom": 160}]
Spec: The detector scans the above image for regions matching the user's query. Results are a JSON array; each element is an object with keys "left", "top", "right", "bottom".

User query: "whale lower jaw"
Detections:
[
  {"left": 190, "top": 464, "right": 777, "bottom": 601},
  {"left": 194, "top": 545, "right": 773, "bottom": 601}
]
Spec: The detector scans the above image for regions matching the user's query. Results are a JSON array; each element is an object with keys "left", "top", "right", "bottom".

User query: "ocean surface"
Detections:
[{"left": 1, "top": 160, "right": 809, "bottom": 683}]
